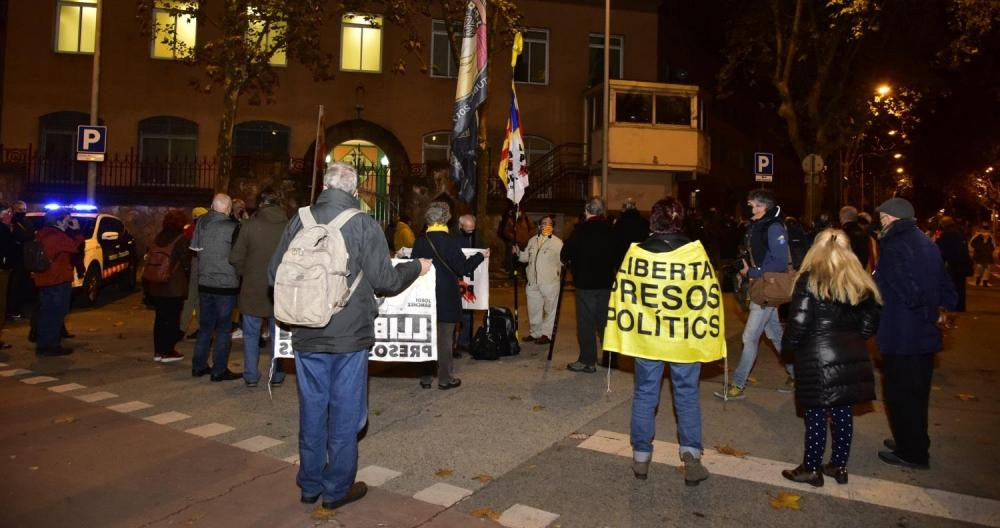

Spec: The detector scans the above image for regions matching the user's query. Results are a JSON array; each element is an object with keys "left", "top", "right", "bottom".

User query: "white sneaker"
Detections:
[{"left": 231, "top": 328, "right": 243, "bottom": 340}]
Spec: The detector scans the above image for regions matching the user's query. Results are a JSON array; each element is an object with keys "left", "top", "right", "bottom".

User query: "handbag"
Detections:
[{"left": 747, "top": 241, "right": 796, "bottom": 306}]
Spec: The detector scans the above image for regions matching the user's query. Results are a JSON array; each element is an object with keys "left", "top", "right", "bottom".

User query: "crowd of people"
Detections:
[{"left": 0, "top": 163, "right": 993, "bottom": 507}]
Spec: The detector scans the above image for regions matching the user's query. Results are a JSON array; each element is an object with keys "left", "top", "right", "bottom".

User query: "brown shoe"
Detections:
[
  {"left": 322, "top": 482, "right": 368, "bottom": 509},
  {"left": 535, "top": 335, "right": 550, "bottom": 345}
]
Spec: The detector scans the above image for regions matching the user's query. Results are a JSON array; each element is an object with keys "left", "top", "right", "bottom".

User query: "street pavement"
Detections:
[{"left": 1, "top": 282, "right": 998, "bottom": 527}]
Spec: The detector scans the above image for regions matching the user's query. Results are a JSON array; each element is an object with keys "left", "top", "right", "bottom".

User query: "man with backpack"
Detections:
[
  {"left": 31, "top": 208, "right": 84, "bottom": 357},
  {"left": 189, "top": 194, "right": 242, "bottom": 382},
  {"left": 268, "top": 162, "right": 431, "bottom": 511}
]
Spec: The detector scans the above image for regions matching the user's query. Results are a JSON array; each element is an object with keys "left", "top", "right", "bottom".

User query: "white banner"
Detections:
[
  {"left": 273, "top": 260, "right": 438, "bottom": 362},
  {"left": 460, "top": 248, "right": 489, "bottom": 310}
]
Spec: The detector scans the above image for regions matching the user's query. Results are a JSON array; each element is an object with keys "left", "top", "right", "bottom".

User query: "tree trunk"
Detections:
[{"left": 215, "top": 77, "right": 241, "bottom": 193}]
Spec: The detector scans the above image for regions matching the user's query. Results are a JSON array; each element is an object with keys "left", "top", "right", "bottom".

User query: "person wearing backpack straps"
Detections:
[
  {"left": 268, "top": 162, "right": 431, "bottom": 510},
  {"left": 144, "top": 209, "right": 192, "bottom": 363},
  {"left": 411, "top": 201, "right": 487, "bottom": 390},
  {"left": 31, "top": 208, "right": 84, "bottom": 357}
]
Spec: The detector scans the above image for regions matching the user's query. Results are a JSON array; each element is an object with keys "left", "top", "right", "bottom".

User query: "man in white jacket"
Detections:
[{"left": 515, "top": 215, "right": 563, "bottom": 344}]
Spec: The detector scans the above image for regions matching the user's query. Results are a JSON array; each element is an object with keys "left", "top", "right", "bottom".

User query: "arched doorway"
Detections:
[{"left": 303, "top": 119, "right": 410, "bottom": 227}]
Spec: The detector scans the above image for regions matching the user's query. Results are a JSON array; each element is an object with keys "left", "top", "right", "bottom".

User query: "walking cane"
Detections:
[{"left": 547, "top": 266, "right": 568, "bottom": 361}]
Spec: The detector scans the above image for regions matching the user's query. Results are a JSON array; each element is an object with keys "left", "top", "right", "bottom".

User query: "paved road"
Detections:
[{"left": 1, "top": 283, "right": 997, "bottom": 527}]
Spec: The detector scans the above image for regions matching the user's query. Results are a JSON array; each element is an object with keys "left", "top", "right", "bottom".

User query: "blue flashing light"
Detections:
[
  {"left": 43, "top": 203, "right": 63, "bottom": 211},
  {"left": 42, "top": 203, "right": 98, "bottom": 212},
  {"left": 71, "top": 204, "right": 98, "bottom": 211}
]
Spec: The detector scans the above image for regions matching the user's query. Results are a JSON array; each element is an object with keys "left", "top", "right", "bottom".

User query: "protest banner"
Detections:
[
  {"left": 274, "top": 260, "right": 438, "bottom": 362},
  {"left": 460, "top": 248, "right": 489, "bottom": 310},
  {"left": 602, "top": 241, "right": 727, "bottom": 363}
]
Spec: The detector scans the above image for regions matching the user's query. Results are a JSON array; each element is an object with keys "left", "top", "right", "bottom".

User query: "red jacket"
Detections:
[{"left": 32, "top": 227, "right": 84, "bottom": 287}]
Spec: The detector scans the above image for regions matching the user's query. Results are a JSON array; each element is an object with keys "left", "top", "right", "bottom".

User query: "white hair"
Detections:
[
  {"left": 211, "top": 193, "right": 232, "bottom": 214},
  {"left": 323, "top": 162, "right": 358, "bottom": 194},
  {"left": 458, "top": 214, "right": 476, "bottom": 227}
]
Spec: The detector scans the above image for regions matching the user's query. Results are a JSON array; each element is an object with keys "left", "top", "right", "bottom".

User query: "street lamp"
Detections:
[
  {"left": 877, "top": 84, "right": 891, "bottom": 96},
  {"left": 895, "top": 167, "right": 904, "bottom": 174},
  {"left": 888, "top": 130, "right": 898, "bottom": 136},
  {"left": 893, "top": 153, "right": 903, "bottom": 159}
]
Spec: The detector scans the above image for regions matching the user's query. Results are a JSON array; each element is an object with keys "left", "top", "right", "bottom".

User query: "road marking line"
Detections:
[
  {"left": 75, "top": 391, "right": 117, "bottom": 403},
  {"left": 48, "top": 383, "right": 86, "bottom": 393},
  {"left": 107, "top": 401, "right": 153, "bottom": 413},
  {"left": 357, "top": 465, "right": 402, "bottom": 487},
  {"left": 231, "top": 435, "right": 283, "bottom": 453},
  {"left": 0, "top": 369, "right": 32, "bottom": 377},
  {"left": 282, "top": 455, "right": 300, "bottom": 465},
  {"left": 185, "top": 423, "right": 234, "bottom": 438},
  {"left": 0, "top": 362, "right": 7, "bottom": 367},
  {"left": 412, "top": 483, "right": 473, "bottom": 507},
  {"left": 144, "top": 411, "right": 190, "bottom": 425},
  {"left": 499, "top": 504, "right": 560, "bottom": 528},
  {"left": 21, "top": 376, "right": 59, "bottom": 385},
  {"left": 578, "top": 430, "right": 1000, "bottom": 527}
]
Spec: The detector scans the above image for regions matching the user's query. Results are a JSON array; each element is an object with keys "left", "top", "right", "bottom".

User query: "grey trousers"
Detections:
[
  {"left": 575, "top": 289, "right": 610, "bottom": 366},
  {"left": 423, "top": 322, "right": 456, "bottom": 385}
]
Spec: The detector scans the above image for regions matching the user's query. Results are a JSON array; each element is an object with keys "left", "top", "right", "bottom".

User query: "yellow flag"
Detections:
[{"left": 602, "top": 241, "right": 727, "bottom": 363}]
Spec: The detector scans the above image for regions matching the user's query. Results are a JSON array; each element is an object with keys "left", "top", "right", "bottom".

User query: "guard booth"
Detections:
[{"left": 584, "top": 80, "right": 711, "bottom": 210}]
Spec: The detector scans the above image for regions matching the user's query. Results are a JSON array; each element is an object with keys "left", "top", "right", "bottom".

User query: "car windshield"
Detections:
[{"left": 27, "top": 215, "right": 98, "bottom": 238}]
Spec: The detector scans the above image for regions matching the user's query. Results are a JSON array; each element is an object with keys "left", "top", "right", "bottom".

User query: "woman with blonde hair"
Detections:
[{"left": 780, "top": 228, "right": 882, "bottom": 486}]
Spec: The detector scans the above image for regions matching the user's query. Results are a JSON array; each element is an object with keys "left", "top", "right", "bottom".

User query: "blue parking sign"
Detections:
[
  {"left": 76, "top": 125, "right": 107, "bottom": 161},
  {"left": 754, "top": 152, "right": 773, "bottom": 182}
]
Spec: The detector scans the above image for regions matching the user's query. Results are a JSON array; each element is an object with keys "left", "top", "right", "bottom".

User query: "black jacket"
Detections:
[
  {"left": 842, "top": 221, "right": 870, "bottom": 267},
  {"left": 561, "top": 216, "right": 616, "bottom": 289},
  {"left": 612, "top": 209, "right": 650, "bottom": 266},
  {"left": 781, "top": 275, "right": 881, "bottom": 408},
  {"left": 412, "top": 231, "right": 485, "bottom": 323},
  {"left": 268, "top": 188, "right": 422, "bottom": 353}
]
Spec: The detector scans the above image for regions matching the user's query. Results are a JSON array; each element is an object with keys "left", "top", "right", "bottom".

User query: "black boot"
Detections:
[
  {"left": 822, "top": 463, "right": 848, "bottom": 484},
  {"left": 781, "top": 465, "right": 824, "bottom": 487}
]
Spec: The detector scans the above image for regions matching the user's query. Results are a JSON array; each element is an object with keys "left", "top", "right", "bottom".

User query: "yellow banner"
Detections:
[{"left": 602, "top": 241, "right": 727, "bottom": 363}]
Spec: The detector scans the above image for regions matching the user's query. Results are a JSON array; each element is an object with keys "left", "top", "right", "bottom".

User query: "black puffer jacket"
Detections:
[{"left": 781, "top": 274, "right": 881, "bottom": 408}]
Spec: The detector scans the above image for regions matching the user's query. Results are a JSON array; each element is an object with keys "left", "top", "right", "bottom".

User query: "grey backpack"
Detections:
[{"left": 273, "top": 207, "right": 364, "bottom": 327}]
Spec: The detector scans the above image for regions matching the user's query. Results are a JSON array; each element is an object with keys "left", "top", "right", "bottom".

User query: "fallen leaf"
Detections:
[
  {"left": 508, "top": 395, "right": 522, "bottom": 401},
  {"left": 435, "top": 468, "right": 453, "bottom": 478},
  {"left": 53, "top": 416, "right": 77, "bottom": 424},
  {"left": 714, "top": 445, "right": 749, "bottom": 458},
  {"left": 768, "top": 491, "right": 801, "bottom": 510},
  {"left": 371, "top": 409, "right": 382, "bottom": 416},
  {"left": 675, "top": 465, "right": 685, "bottom": 474},
  {"left": 472, "top": 474, "right": 494, "bottom": 483},
  {"left": 29, "top": 466, "right": 39, "bottom": 471},
  {"left": 471, "top": 508, "right": 501, "bottom": 521},
  {"left": 310, "top": 506, "right": 337, "bottom": 520},
  {"left": 113, "top": 321, "right": 124, "bottom": 327},
  {"left": 568, "top": 432, "right": 588, "bottom": 440},
  {"left": 746, "top": 376, "right": 758, "bottom": 385},
  {"left": 532, "top": 405, "right": 545, "bottom": 412},
  {"left": 956, "top": 393, "right": 978, "bottom": 401}
]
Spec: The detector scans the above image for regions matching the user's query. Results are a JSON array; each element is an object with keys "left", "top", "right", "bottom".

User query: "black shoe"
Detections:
[
  {"left": 438, "top": 378, "right": 462, "bottom": 390},
  {"left": 61, "top": 328, "right": 75, "bottom": 339},
  {"left": 191, "top": 367, "right": 211, "bottom": 377},
  {"left": 322, "top": 482, "right": 367, "bottom": 510},
  {"left": 822, "top": 464, "right": 848, "bottom": 484},
  {"left": 301, "top": 493, "right": 320, "bottom": 504},
  {"left": 210, "top": 370, "right": 242, "bottom": 382},
  {"left": 0, "top": 341, "right": 11, "bottom": 349},
  {"left": 567, "top": 362, "right": 597, "bottom": 373},
  {"left": 37, "top": 346, "right": 73, "bottom": 357},
  {"left": 270, "top": 378, "right": 284, "bottom": 386},
  {"left": 185, "top": 331, "right": 198, "bottom": 340},
  {"left": 883, "top": 438, "right": 896, "bottom": 451},
  {"left": 781, "top": 465, "right": 824, "bottom": 487},
  {"left": 877, "top": 450, "right": 929, "bottom": 470},
  {"left": 28, "top": 330, "right": 36, "bottom": 343},
  {"left": 245, "top": 381, "right": 258, "bottom": 388},
  {"left": 420, "top": 380, "right": 432, "bottom": 389}
]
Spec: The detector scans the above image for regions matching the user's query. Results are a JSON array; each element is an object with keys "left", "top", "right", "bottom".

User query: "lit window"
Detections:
[
  {"left": 588, "top": 34, "right": 623, "bottom": 87},
  {"left": 55, "top": 0, "right": 97, "bottom": 54},
  {"left": 422, "top": 132, "right": 451, "bottom": 164},
  {"left": 341, "top": 14, "right": 383, "bottom": 73},
  {"left": 151, "top": 1, "right": 198, "bottom": 59},
  {"left": 248, "top": 8, "right": 286, "bottom": 66},
  {"left": 430, "top": 20, "right": 457, "bottom": 78},
  {"left": 513, "top": 29, "right": 548, "bottom": 85}
]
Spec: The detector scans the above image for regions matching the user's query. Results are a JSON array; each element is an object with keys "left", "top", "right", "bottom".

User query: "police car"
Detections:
[{"left": 26, "top": 204, "right": 137, "bottom": 306}]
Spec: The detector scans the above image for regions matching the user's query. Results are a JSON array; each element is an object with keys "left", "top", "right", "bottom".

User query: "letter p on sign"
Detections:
[
  {"left": 754, "top": 152, "right": 774, "bottom": 182},
  {"left": 76, "top": 125, "right": 107, "bottom": 161},
  {"left": 82, "top": 129, "right": 101, "bottom": 149}
]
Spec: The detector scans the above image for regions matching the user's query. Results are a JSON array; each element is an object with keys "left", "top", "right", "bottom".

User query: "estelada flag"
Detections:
[
  {"left": 449, "top": 0, "right": 488, "bottom": 203},
  {"left": 603, "top": 241, "right": 727, "bottom": 363},
  {"left": 498, "top": 33, "right": 529, "bottom": 205}
]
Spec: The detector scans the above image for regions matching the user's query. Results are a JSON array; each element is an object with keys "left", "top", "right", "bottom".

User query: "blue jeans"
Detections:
[
  {"left": 37, "top": 282, "right": 72, "bottom": 351},
  {"left": 241, "top": 315, "right": 285, "bottom": 384},
  {"left": 631, "top": 358, "right": 703, "bottom": 459},
  {"left": 732, "top": 301, "right": 792, "bottom": 388},
  {"left": 458, "top": 310, "right": 474, "bottom": 348},
  {"left": 296, "top": 350, "right": 369, "bottom": 501},
  {"left": 193, "top": 293, "right": 237, "bottom": 376}
]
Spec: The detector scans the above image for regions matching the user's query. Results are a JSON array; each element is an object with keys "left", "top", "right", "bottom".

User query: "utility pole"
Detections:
[
  {"left": 86, "top": 0, "right": 103, "bottom": 203},
  {"left": 600, "top": 0, "right": 609, "bottom": 201}
]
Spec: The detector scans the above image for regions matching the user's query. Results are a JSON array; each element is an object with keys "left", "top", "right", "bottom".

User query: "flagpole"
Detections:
[
  {"left": 601, "top": 0, "right": 610, "bottom": 201},
  {"left": 310, "top": 104, "right": 324, "bottom": 205}
]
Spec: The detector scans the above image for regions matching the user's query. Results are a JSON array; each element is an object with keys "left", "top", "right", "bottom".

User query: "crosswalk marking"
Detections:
[
  {"left": 498, "top": 504, "right": 560, "bottom": 528},
  {"left": 21, "top": 376, "right": 59, "bottom": 385},
  {"left": 412, "top": 483, "right": 473, "bottom": 508},
  {"left": 75, "top": 391, "right": 117, "bottom": 403},
  {"left": 107, "top": 401, "right": 153, "bottom": 413},
  {"left": 185, "top": 423, "right": 234, "bottom": 438},
  {"left": 144, "top": 411, "right": 190, "bottom": 425},
  {"left": 356, "top": 465, "right": 402, "bottom": 487},
  {"left": 231, "top": 435, "right": 283, "bottom": 453},
  {"left": 48, "top": 383, "right": 86, "bottom": 393},
  {"left": 0, "top": 369, "right": 32, "bottom": 377},
  {"left": 282, "top": 455, "right": 300, "bottom": 465},
  {"left": 577, "top": 430, "right": 1000, "bottom": 528}
]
